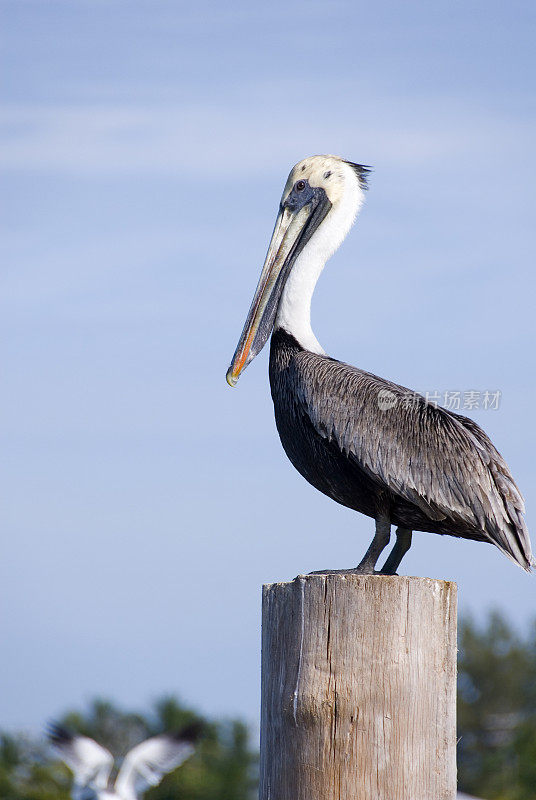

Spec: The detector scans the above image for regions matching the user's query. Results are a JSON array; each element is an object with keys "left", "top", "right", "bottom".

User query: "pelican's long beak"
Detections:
[{"left": 226, "top": 192, "right": 331, "bottom": 386}]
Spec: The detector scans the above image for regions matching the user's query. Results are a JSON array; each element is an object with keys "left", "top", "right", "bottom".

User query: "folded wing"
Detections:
[{"left": 293, "top": 352, "right": 532, "bottom": 569}]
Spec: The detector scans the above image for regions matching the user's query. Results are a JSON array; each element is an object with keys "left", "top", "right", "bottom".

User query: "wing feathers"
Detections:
[
  {"left": 293, "top": 353, "right": 532, "bottom": 570},
  {"left": 47, "top": 722, "right": 113, "bottom": 792},
  {"left": 115, "top": 724, "right": 202, "bottom": 799}
]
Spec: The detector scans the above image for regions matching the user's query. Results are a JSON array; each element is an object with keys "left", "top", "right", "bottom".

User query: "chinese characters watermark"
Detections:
[{"left": 377, "top": 389, "right": 502, "bottom": 412}]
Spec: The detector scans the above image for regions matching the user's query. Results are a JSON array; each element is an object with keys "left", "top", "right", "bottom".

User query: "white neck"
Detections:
[{"left": 274, "top": 172, "right": 364, "bottom": 353}]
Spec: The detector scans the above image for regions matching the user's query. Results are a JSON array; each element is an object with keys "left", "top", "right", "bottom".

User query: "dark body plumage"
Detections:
[{"left": 269, "top": 328, "right": 532, "bottom": 569}]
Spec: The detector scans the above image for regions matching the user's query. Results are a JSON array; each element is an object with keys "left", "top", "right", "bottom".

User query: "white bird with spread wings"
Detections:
[{"left": 47, "top": 721, "right": 203, "bottom": 800}]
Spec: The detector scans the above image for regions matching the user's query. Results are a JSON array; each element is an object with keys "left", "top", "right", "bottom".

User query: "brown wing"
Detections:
[{"left": 292, "top": 351, "right": 532, "bottom": 570}]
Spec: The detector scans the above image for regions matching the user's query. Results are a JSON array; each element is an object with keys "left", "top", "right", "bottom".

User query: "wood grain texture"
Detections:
[{"left": 260, "top": 574, "right": 457, "bottom": 800}]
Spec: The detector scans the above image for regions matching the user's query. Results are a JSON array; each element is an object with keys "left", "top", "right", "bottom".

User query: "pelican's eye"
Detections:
[{"left": 284, "top": 178, "right": 315, "bottom": 212}]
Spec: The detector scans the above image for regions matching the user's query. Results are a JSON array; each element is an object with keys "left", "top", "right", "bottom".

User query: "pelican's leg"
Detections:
[
  {"left": 353, "top": 516, "right": 392, "bottom": 573},
  {"left": 309, "top": 516, "right": 391, "bottom": 576},
  {"left": 379, "top": 528, "right": 412, "bottom": 575}
]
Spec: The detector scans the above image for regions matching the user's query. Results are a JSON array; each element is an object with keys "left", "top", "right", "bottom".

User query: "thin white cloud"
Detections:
[{"left": 2, "top": 99, "right": 533, "bottom": 176}]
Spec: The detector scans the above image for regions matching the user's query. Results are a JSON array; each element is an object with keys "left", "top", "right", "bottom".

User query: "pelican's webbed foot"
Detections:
[
  {"left": 308, "top": 566, "right": 382, "bottom": 576},
  {"left": 308, "top": 516, "right": 392, "bottom": 577}
]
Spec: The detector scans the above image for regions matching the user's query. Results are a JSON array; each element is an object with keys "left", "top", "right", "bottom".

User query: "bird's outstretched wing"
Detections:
[
  {"left": 114, "top": 722, "right": 203, "bottom": 800},
  {"left": 47, "top": 722, "right": 113, "bottom": 796},
  {"left": 292, "top": 351, "right": 532, "bottom": 569}
]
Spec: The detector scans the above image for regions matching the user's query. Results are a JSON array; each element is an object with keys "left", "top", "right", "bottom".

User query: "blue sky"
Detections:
[{"left": 2, "top": 0, "right": 535, "bottom": 732}]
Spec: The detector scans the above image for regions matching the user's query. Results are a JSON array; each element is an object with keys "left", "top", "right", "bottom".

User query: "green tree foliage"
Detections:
[
  {"left": 0, "top": 697, "right": 258, "bottom": 800},
  {"left": 457, "top": 612, "right": 536, "bottom": 800}
]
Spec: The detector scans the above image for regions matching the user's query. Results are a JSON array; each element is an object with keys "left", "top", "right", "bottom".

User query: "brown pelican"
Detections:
[
  {"left": 226, "top": 155, "right": 533, "bottom": 574},
  {"left": 47, "top": 721, "right": 202, "bottom": 800}
]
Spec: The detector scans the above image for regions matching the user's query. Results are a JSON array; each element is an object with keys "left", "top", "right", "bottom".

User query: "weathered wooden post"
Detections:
[{"left": 260, "top": 574, "right": 457, "bottom": 800}]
